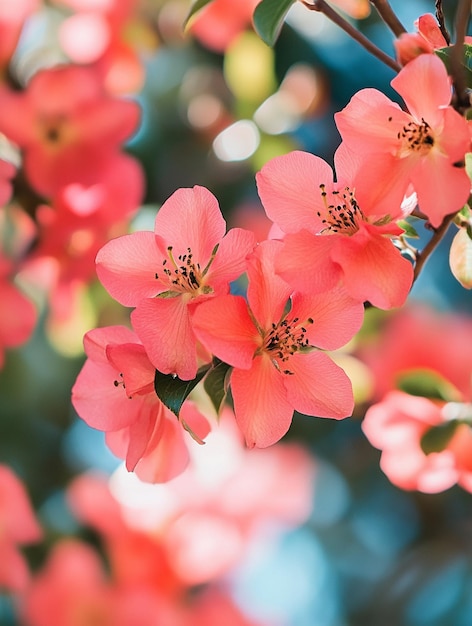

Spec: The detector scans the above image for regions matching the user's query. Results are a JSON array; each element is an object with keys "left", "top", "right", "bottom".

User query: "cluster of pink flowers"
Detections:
[
  {"left": 71, "top": 36, "right": 472, "bottom": 483},
  {"left": 0, "top": 0, "right": 145, "bottom": 362}
]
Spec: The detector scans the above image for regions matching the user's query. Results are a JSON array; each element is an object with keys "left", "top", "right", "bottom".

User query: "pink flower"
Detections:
[
  {"left": 71, "top": 325, "right": 210, "bottom": 483},
  {"left": 335, "top": 54, "right": 471, "bottom": 227},
  {"left": 0, "top": 258, "right": 37, "bottom": 369},
  {"left": 362, "top": 391, "right": 472, "bottom": 493},
  {"left": 21, "top": 153, "right": 143, "bottom": 326},
  {"left": 0, "top": 0, "right": 39, "bottom": 66},
  {"left": 394, "top": 13, "right": 472, "bottom": 66},
  {"left": 56, "top": 0, "right": 145, "bottom": 94},
  {"left": 0, "top": 465, "right": 42, "bottom": 591},
  {"left": 20, "top": 540, "right": 117, "bottom": 626},
  {"left": 0, "top": 64, "right": 140, "bottom": 197},
  {"left": 96, "top": 186, "right": 256, "bottom": 380},
  {"left": 189, "top": 0, "right": 260, "bottom": 53},
  {"left": 193, "top": 240, "right": 364, "bottom": 447},
  {"left": 256, "top": 146, "right": 414, "bottom": 309},
  {"left": 359, "top": 304, "right": 472, "bottom": 402},
  {"left": 0, "top": 206, "right": 37, "bottom": 368}
]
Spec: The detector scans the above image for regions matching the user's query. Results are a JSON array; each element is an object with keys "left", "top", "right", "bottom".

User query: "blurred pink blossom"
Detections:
[{"left": 0, "top": 464, "right": 42, "bottom": 591}]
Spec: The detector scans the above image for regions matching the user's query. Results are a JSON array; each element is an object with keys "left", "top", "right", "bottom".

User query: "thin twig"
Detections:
[
  {"left": 450, "top": 0, "right": 472, "bottom": 112},
  {"left": 303, "top": 0, "right": 401, "bottom": 73},
  {"left": 435, "top": 0, "right": 451, "bottom": 45},
  {"left": 413, "top": 214, "right": 455, "bottom": 282},
  {"left": 370, "top": 0, "right": 406, "bottom": 37}
]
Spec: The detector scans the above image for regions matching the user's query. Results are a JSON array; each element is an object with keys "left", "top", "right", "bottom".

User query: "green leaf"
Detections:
[
  {"left": 253, "top": 0, "right": 296, "bottom": 47},
  {"left": 420, "top": 420, "right": 460, "bottom": 455},
  {"left": 396, "top": 369, "right": 461, "bottom": 402},
  {"left": 435, "top": 44, "right": 472, "bottom": 89},
  {"left": 154, "top": 365, "right": 211, "bottom": 417},
  {"left": 184, "top": 0, "right": 214, "bottom": 27},
  {"left": 204, "top": 359, "right": 232, "bottom": 415},
  {"left": 398, "top": 219, "right": 419, "bottom": 239}
]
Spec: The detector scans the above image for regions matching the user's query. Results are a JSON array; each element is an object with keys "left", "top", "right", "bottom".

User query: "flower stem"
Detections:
[
  {"left": 369, "top": 0, "right": 406, "bottom": 37},
  {"left": 303, "top": 0, "right": 401, "bottom": 73},
  {"left": 435, "top": 0, "right": 451, "bottom": 45},
  {"left": 413, "top": 214, "right": 455, "bottom": 282}
]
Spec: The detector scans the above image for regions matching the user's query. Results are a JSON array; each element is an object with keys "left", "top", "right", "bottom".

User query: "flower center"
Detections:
[
  {"left": 39, "top": 114, "right": 68, "bottom": 145},
  {"left": 262, "top": 315, "right": 313, "bottom": 375},
  {"left": 317, "top": 184, "right": 364, "bottom": 235},
  {"left": 113, "top": 372, "right": 133, "bottom": 399},
  {"left": 154, "top": 246, "right": 214, "bottom": 297},
  {"left": 397, "top": 118, "right": 434, "bottom": 157}
]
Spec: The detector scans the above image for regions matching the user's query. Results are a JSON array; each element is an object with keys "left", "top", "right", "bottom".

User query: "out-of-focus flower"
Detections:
[
  {"left": 189, "top": 0, "right": 260, "bottom": 53},
  {"left": 0, "top": 464, "right": 42, "bottom": 592},
  {"left": 0, "top": 64, "right": 140, "bottom": 197},
  {"left": 21, "top": 153, "right": 143, "bottom": 325},
  {"left": 335, "top": 54, "right": 471, "bottom": 227},
  {"left": 332, "top": 0, "right": 371, "bottom": 18},
  {"left": 362, "top": 390, "right": 472, "bottom": 494},
  {"left": 96, "top": 186, "right": 255, "bottom": 380},
  {"left": 0, "top": 0, "right": 39, "bottom": 67},
  {"left": 70, "top": 407, "right": 315, "bottom": 587},
  {"left": 54, "top": 0, "right": 146, "bottom": 94},
  {"left": 71, "top": 325, "right": 210, "bottom": 483},
  {"left": 359, "top": 305, "right": 472, "bottom": 402},
  {"left": 0, "top": 206, "right": 37, "bottom": 368}
]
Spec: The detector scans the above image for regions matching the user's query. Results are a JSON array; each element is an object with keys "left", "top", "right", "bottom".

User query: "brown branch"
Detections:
[
  {"left": 370, "top": 0, "right": 406, "bottom": 37},
  {"left": 450, "top": 0, "right": 472, "bottom": 111},
  {"left": 435, "top": 0, "right": 451, "bottom": 45},
  {"left": 304, "top": 0, "right": 401, "bottom": 73},
  {"left": 413, "top": 214, "right": 455, "bottom": 282}
]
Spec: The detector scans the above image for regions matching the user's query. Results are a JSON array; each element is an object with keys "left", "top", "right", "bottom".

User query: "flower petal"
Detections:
[
  {"left": 391, "top": 53, "right": 452, "bottom": 123},
  {"left": 106, "top": 343, "right": 155, "bottom": 397},
  {"left": 192, "top": 295, "right": 259, "bottom": 369},
  {"left": 275, "top": 230, "right": 342, "bottom": 294},
  {"left": 154, "top": 186, "right": 226, "bottom": 265},
  {"left": 334, "top": 88, "right": 405, "bottom": 154},
  {"left": 331, "top": 224, "right": 413, "bottom": 309},
  {"left": 247, "top": 240, "right": 292, "bottom": 330},
  {"left": 131, "top": 296, "right": 198, "bottom": 380},
  {"left": 290, "top": 288, "right": 364, "bottom": 351},
  {"left": 256, "top": 151, "right": 333, "bottom": 234},
  {"left": 411, "top": 147, "right": 471, "bottom": 228},
  {"left": 284, "top": 351, "right": 354, "bottom": 419},
  {"left": 71, "top": 359, "right": 142, "bottom": 431},
  {"left": 96, "top": 231, "right": 166, "bottom": 306},
  {"left": 206, "top": 227, "right": 256, "bottom": 293},
  {"left": 83, "top": 325, "right": 137, "bottom": 364},
  {"left": 231, "top": 355, "right": 294, "bottom": 448}
]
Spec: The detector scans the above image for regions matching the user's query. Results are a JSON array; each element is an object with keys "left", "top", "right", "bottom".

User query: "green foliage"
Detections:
[
  {"left": 435, "top": 43, "right": 472, "bottom": 89},
  {"left": 396, "top": 369, "right": 461, "bottom": 402},
  {"left": 420, "top": 419, "right": 460, "bottom": 455},
  {"left": 253, "top": 0, "right": 296, "bottom": 46},
  {"left": 184, "top": 0, "right": 214, "bottom": 27},
  {"left": 154, "top": 358, "right": 231, "bottom": 420},
  {"left": 398, "top": 219, "right": 420, "bottom": 239},
  {"left": 203, "top": 359, "right": 232, "bottom": 415},
  {"left": 154, "top": 365, "right": 211, "bottom": 416}
]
